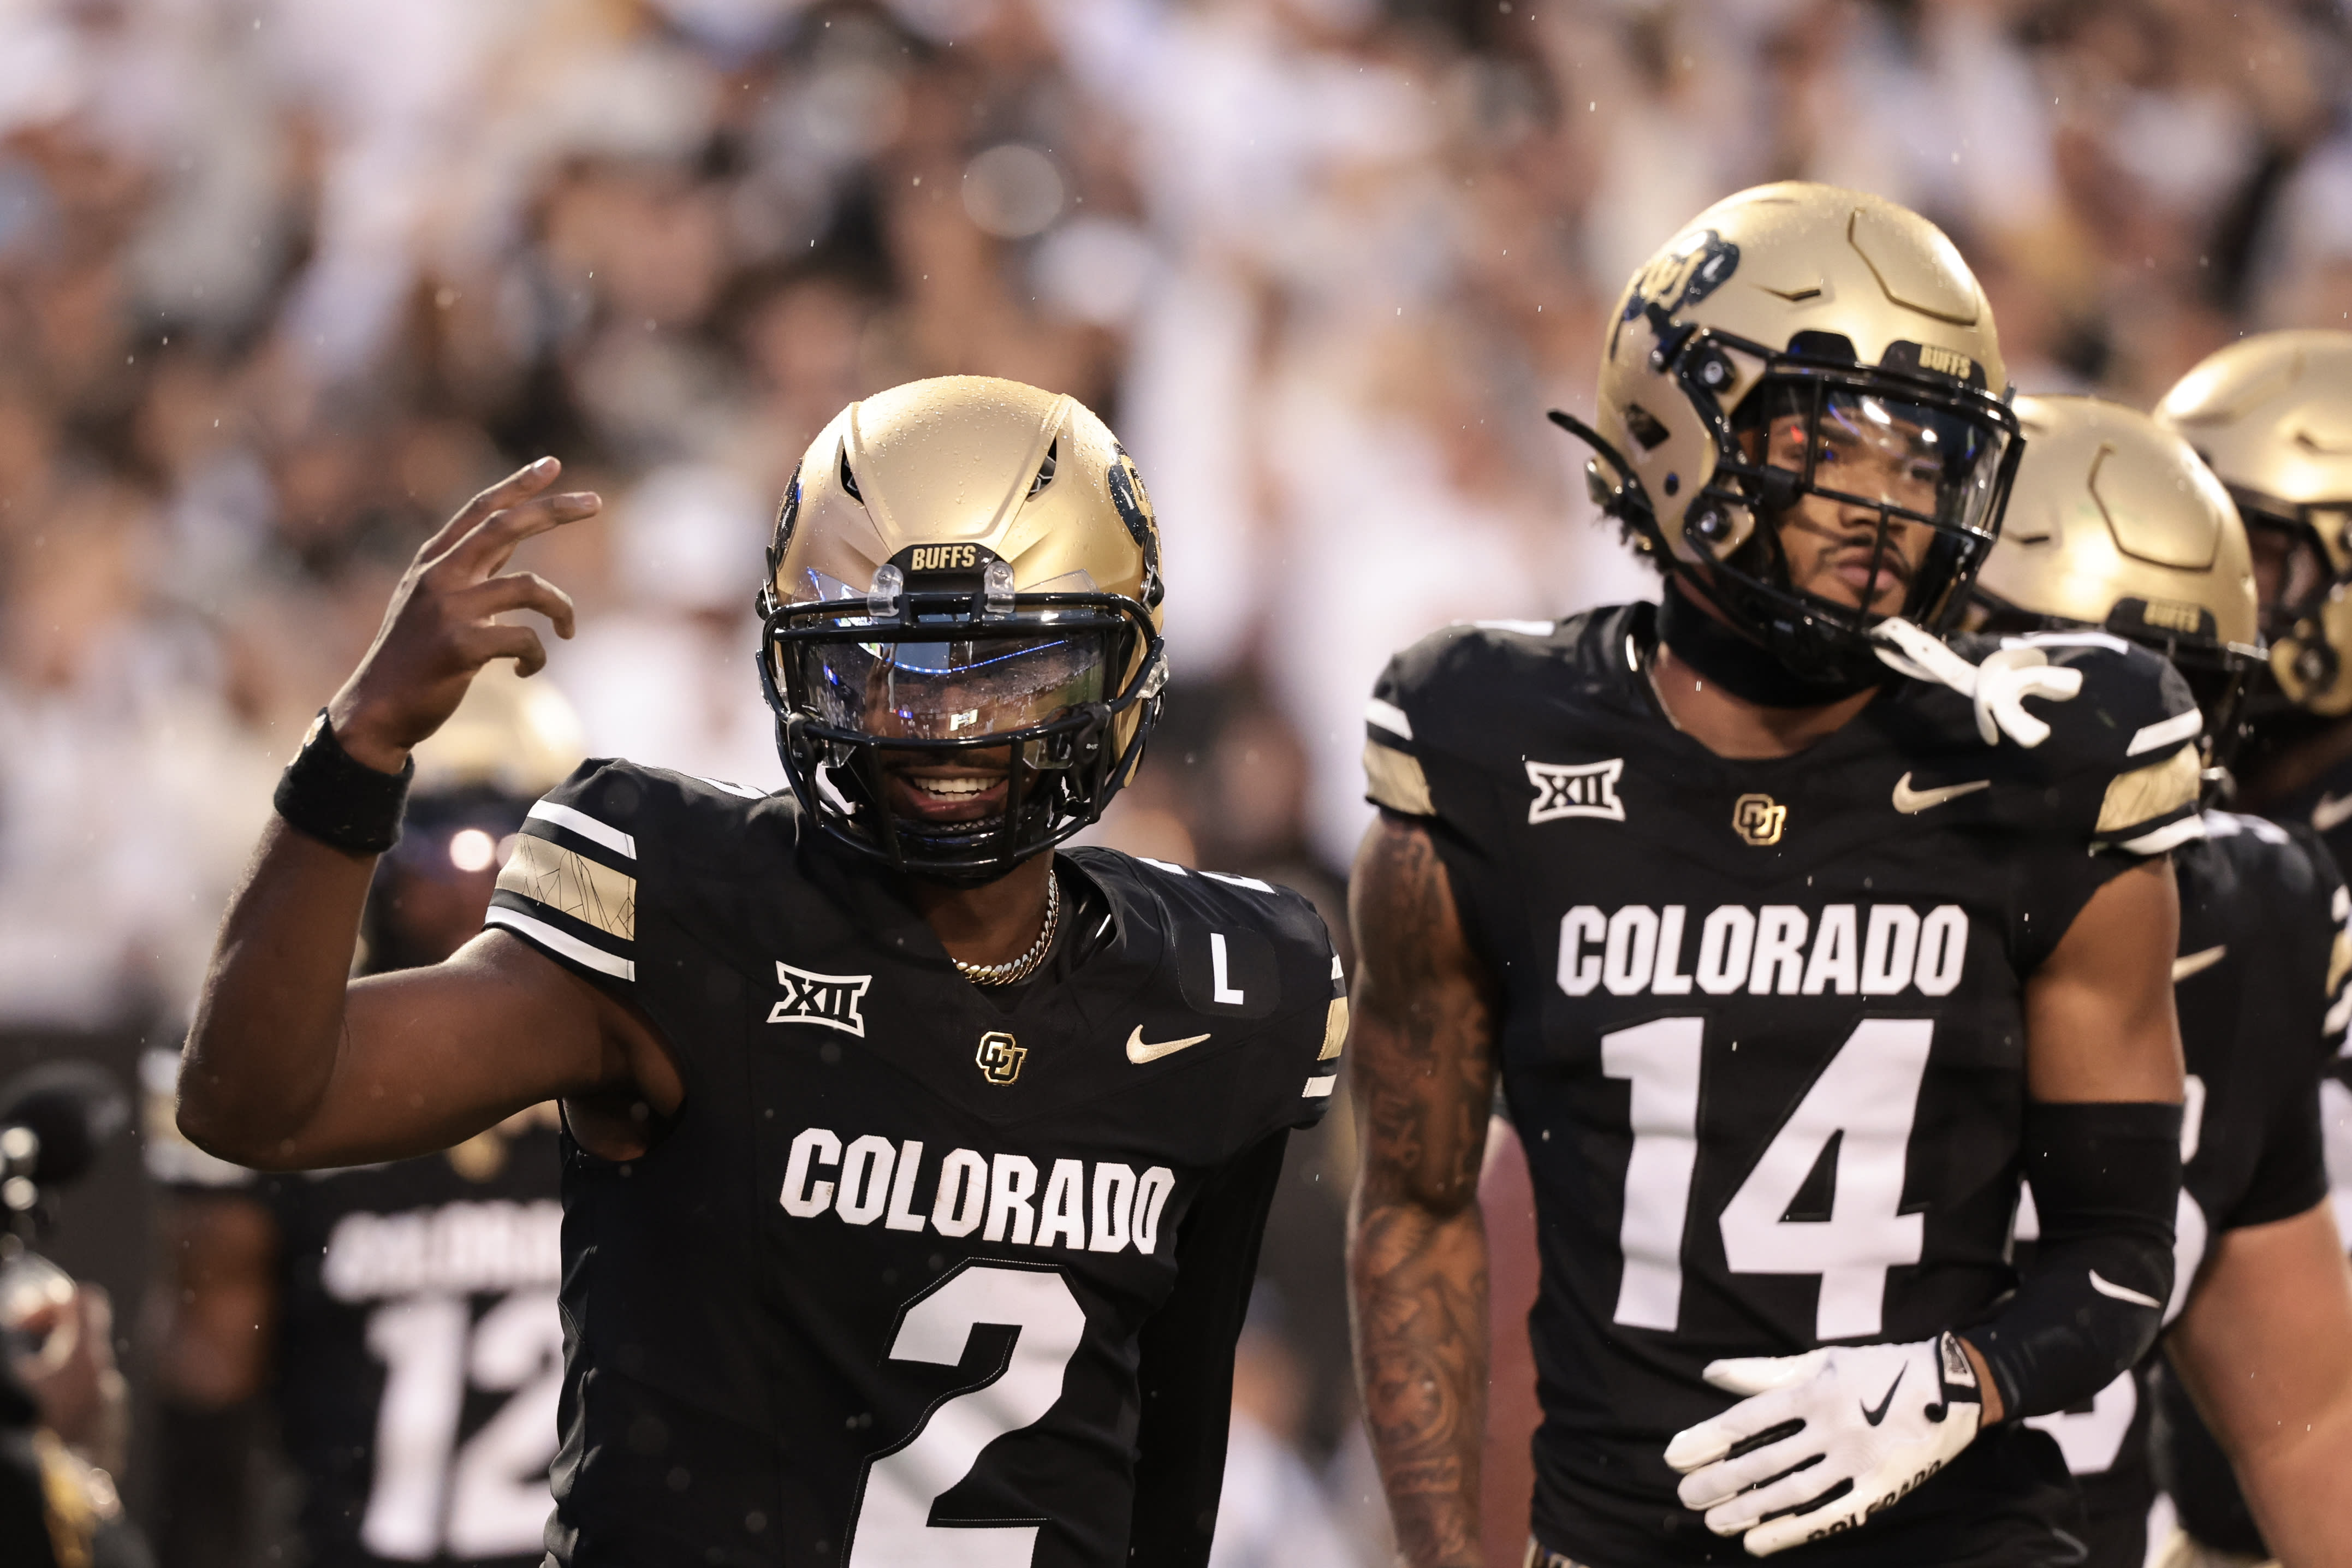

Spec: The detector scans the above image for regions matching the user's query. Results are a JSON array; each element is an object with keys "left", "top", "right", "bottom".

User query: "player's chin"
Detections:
[{"left": 883, "top": 769, "right": 1012, "bottom": 828}]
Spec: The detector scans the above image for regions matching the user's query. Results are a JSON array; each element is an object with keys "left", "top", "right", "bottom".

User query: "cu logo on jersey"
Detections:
[
  {"left": 976, "top": 1031, "right": 1026, "bottom": 1085},
  {"left": 1527, "top": 758, "right": 1626, "bottom": 824},
  {"left": 1733, "top": 793, "right": 1787, "bottom": 846},
  {"left": 770, "top": 962, "right": 872, "bottom": 1036}
]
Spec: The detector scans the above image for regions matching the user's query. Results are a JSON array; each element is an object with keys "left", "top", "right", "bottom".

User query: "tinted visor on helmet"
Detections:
[
  {"left": 760, "top": 572, "right": 1162, "bottom": 879},
  {"left": 801, "top": 631, "right": 1110, "bottom": 741}
]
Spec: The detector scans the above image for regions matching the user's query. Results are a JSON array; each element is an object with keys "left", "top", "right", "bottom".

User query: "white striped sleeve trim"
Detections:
[
  {"left": 486, "top": 907, "right": 636, "bottom": 980},
  {"left": 527, "top": 800, "right": 637, "bottom": 859},
  {"left": 1202, "top": 870, "right": 1275, "bottom": 893},
  {"left": 2126, "top": 708, "right": 2203, "bottom": 757},
  {"left": 690, "top": 774, "right": 769, "bottom": 800},
  {"left": 2111, "top": 815, "right": 2207, "bottom": 857},
  {"left": 1302, "top": 1075, "right": 1338, "bottom": 1098},
  {"left": 1365, "top": 698, "right": 1413, "bottom": 741},
  {"left": 1138, "top": 857, "right": 1190, "bottom": 877}
]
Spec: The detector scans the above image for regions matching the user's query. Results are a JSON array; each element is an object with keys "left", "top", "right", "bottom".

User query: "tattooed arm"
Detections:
[{"left": 1348, "top": 812, "right": 1502, "bottom": 1568}]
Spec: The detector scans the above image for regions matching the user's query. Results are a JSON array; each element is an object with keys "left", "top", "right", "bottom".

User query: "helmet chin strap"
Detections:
[{"left": 1655, "top": 575, "right": 1887, "bottom": 708}]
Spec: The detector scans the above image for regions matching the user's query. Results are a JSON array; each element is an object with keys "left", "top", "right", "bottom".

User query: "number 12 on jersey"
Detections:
[{"left": 1603, "top": 1016, "right": 1934, "bottom": 1340}]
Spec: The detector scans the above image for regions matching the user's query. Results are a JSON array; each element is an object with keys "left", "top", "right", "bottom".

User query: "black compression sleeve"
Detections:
[
  {"left": 1967, "top": 1102, "right": 2181, "bottom": 1422},
  {"left": 1127, "top": 1129, "right": 1289, "bottom": 1568}
]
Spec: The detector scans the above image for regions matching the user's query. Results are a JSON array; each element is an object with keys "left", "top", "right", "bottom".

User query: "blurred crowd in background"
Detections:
[{"left": 2, "top": 0, "right": 2350, "bottom": 1558}]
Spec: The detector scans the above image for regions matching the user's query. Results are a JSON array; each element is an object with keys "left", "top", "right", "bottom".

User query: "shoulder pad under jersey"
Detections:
[
  {"left": 1363, "top": 608, "right": 1631, "bottom": 819},
  {"left": 1927, "top": 629, "right": 2206, "bottom": 857},
  {"left": 484, "top": 758, "right": 777, "bottom": 985},
  {"left": 1071, "top": 850, "right": 1347, "bottom": 1120}
]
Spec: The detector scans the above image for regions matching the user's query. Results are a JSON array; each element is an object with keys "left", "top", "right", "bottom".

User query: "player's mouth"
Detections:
[
  {"left": 885, "top": 767, "right": 1010, "bottom": 825},
  {"left": 1824, "top": 544, "right": 1912, "bottom": 609}
]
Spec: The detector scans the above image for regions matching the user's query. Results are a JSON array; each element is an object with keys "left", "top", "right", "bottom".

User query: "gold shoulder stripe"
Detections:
[
  {"left": 2328, "top": 929, "right": 2352, "bottom": 997},
  {"left": 497, "top": 834, "right": 637, "bottom": 942},
  {"left": 1320, "top": 996, "right": 1349, "bottom": 1061},
  {"left": 1363, "top": 739, "right": 1434, "bottom": 816},
  {"left": 2095, "top": 746, "right": 2200, "bottom": 836}
]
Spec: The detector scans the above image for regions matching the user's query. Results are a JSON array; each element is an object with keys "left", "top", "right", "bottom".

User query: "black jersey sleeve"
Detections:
[
  {"left": 1143, "top": 863, "right": 1348, "bottom": 1134},
  {"left": 1989, "top": 632, "right": 2205, "bottom": 860},
  {"left": 484, "top": 758, "right": 644, "bottom": 990},
  {"left": 2228, "top": 824, "right": 2348, "bottom": 1230},
  {"left": 1126, "top": 1127, "right": 1289, "bottom": 1568}
]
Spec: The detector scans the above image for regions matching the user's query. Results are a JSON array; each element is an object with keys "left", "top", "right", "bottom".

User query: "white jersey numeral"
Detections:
[
  {"left": 1605, "top": 1017, "right": 1934, "bottom": 1340},
  {"left": 845, "top": 1263, "right": 1087, "bottom": 1568},
  {"left": 1601, "top": 1018, "right": 1704, "bottom": 1331},
  {"left": 360, "top": 1290, "right": 563, "bottom": 1560}
]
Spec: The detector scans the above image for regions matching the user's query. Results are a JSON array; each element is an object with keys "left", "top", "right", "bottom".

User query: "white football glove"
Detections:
[
  {"left": 1868, "top": 619, "right": 2084, "bottom": 749},
  {"left": 1663, "top": 1332, "right": 1983, "bottom": 1558}
]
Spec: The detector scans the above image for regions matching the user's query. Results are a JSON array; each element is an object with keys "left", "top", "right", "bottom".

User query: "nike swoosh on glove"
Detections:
[
  {"left": 1662, "top": 1331, "right": 1982, "bottom": 1558},
  {"left": 1868, "top": 619, "right": 2083, "bottom": 749}
]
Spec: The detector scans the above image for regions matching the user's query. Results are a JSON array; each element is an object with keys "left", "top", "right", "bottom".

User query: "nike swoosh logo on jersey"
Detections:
[
  {"left": 1860, "top": 1366, "right": 1904, "bottom": 1427},
  {"left": 1126, "top": 1027, "right": 1211, "bottom": 1064},
  {"left": 2315, "top": 793, "right": 2352, "bottom": 834},
  {"left": 1891, "top": 773, "right": 1991, "bottom": 814},
  {"left": 2088, "top": 1269, "right": 2163, "bottom": 1310},
  {"left": 2171, "top": 945, "right": 2226, "bottom": 983}
]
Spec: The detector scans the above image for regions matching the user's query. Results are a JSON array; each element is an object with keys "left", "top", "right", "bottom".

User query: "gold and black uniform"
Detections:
[
  {"left": 484, "top": 761, "right": 1342, "bottom": 1567},
  {"left": 1365, "top": 604, "right": 2201, "bottom": 1566}
]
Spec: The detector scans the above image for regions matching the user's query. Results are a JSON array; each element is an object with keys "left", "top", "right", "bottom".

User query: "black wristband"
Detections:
[{"left": 274, "top": 709, "right": 413, "bottom": 854}]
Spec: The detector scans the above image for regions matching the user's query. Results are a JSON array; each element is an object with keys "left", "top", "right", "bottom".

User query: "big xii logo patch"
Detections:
[
  {"left": 769, "top": 963, "right": 872, "bottom": 1036},
  {"left": 1527, "top": 758, "right": 1627, "bottom": 824}
]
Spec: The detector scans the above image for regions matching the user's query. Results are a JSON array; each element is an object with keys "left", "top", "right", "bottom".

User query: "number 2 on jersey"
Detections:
[
  {"left": 846, "top": 1262, "right": 1085, "bottom": 1568},
  {"left": 1605, "top": 1016, "right": 1934, "bottom": 1339}
]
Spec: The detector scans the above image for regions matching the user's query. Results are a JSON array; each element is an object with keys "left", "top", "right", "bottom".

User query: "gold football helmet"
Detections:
[
  {"left": 757, "top": 376, "right": 1168, "bottom": 878},
  {"left": 1973, "top": 395, "right": 2260, "bottom": 791},
  {"left": 2154, "top": 329, "right": 2352, "bottom": 713},
  {"left": 1556, "top": 182, "right": 2022, "bottom": 680}
]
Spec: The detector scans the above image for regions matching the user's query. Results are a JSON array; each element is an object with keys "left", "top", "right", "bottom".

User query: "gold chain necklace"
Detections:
[{"left": 953, "top": 871, "right": 1061, "bottom": 987}]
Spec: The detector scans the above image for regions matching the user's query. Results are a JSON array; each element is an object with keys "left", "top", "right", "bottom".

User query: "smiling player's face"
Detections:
[{"left": 849, "top": 634, "right": 1107, "bottom": 829}]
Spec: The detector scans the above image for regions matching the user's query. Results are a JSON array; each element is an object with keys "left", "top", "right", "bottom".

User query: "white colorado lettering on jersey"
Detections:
[
  {"left": 777, "top": 1128, "right": 1179, "bottom": 1256},
  {"left": 1559, "top": 904, "right": 1971, "bottom": 1000},
  {"left": 320, "top": 1200, "right": 563, "bottom": 1302}
]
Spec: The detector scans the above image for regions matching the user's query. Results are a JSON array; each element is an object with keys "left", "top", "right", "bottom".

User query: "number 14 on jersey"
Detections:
[{"left": 1604, "top": 1015, "right": 1935, "bottom": 1341}]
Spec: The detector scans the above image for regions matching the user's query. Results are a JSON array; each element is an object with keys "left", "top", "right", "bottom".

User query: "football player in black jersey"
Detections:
[
  {"left": 2151, "top": 333, "right": 2352, "bottom": 1565},
  {"left": 171, "top": 376, "right": 1343, "bottom": 1568},
  {"left": 150, "top": 667, "right": 578, "bottom": 1568},
  {"left": 1970, "top": 394, "right": 2352, "bottom": 1568},
  {"left": 1350, "top": 184, "right": 2197, "bottom": 1567}
]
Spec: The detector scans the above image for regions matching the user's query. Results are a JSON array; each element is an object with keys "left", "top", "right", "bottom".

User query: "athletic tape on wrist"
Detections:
[{"left": 273, "top": 709, "right": 414, "bottom": 855}]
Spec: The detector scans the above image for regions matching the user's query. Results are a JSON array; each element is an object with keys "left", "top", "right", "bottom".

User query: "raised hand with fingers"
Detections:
[
  {"left": 1664, "top": 1332, "right": 1984, "bottom": 1557},
  {"left": 326, "top": 457, "right": 599, "bottom": 775}
]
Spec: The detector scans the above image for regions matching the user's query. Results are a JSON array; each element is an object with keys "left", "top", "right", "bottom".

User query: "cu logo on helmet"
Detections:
[{"left": 1732, "top": 794, "right": 1787, "bottom": 847}]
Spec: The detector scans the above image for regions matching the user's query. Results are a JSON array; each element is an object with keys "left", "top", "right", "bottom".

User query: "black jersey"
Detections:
[
  {"left": 2019, "top": 812, "right": 2346, "bottom": 1568},
  {"left": 1365, "top": 603, "right": 2202, "bottom": 1568},
  {"left": 144, "top": 1109, "right": 566, "bottom": 1568},
  {"left": 481, "top": 762, "right": 1341, "bottom": 1568},
  {"left": 269, "top": 1129, "right": 568, "bottom": 1567}
]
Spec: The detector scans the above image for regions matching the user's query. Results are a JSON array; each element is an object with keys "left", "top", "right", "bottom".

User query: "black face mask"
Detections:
[{"left": 1655, "top": 575, "right": 1890, "bottom": 709}]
